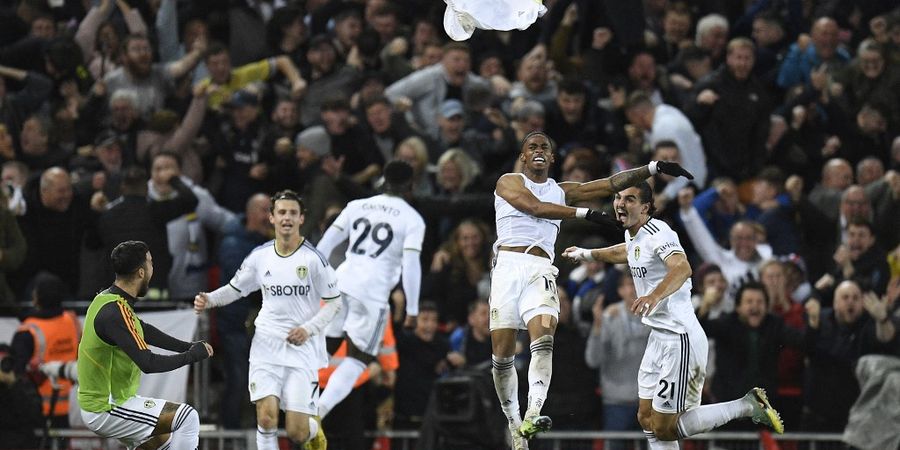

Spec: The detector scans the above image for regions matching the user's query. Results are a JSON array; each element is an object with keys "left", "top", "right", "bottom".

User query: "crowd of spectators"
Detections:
[{"left": 1, "top": 0, "right": 900, "bottom": 445}]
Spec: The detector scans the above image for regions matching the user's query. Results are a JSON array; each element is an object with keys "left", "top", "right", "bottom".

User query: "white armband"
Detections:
[
  {"left": 648, "top": 161, "right": 659, "bottom": 175},
  {"left": 575, "top": 207, "right": 589, "bottom": 219}
]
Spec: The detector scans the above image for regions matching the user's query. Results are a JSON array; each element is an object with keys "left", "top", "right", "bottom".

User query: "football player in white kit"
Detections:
[
  {"left": 193, "top": 190, "right": 341, "bottom": 450},
  {"left": 563, "top": 182, "right": 784, "bottom": 450},
  {"left": 491, "top": 131, "right": 694, "bottom": 450},
  {"left": 314, "top": 161, "right": 425, "bottom": 419}
]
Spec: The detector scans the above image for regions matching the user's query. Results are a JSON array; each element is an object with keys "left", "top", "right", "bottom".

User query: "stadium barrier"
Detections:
[{"left": 45, "top": 428, "right": 848, "bottom": 450}]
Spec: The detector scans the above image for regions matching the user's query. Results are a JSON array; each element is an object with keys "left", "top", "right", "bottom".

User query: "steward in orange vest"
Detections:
[{"left": 11, "top": 272, "right": 80, "bottom": 426}]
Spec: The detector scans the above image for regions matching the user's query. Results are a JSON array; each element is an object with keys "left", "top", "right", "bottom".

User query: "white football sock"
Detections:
[
  {"left": 524, "top": 335, "right": 553, "bottom": 419},
  {"left": 492, "top": 355, "right": 521, "bottom": 428},
  {"left": 676, "top": 398, "right": 753, "bottom": 437},
  {"left": 317, "top": 357, "right": 366, "bottom": 418},
  {"left": 645, "top": 430, "right": 680, "bottom": 449},
  {"left": 256, "top": 425, "right": 278, "bottom": 450}
]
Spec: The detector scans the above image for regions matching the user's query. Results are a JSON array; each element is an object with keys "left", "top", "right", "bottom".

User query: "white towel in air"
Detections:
[{"left": 443, "top": 0, "right": 547, "bottom": 41}]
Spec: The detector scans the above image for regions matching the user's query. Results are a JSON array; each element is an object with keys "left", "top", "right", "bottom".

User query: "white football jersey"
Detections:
[
  {"left": 625, "top": 218, "right": 699, "bottom": 334},
  {"left": 494, "top": 174, "right": 565, "bottom": 261},
  {"left": 230, "top": 240, "right": 340, "bottom": 368},
  {"left": 328, "top": 194, "right": 426, "bottom": 304}
]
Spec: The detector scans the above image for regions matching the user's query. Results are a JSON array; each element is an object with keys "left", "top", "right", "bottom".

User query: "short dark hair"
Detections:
[
  {"left": 271, "top": 189, "right": 305, "bottom": 213},
  {"left": 153, "top": 150, "right": 182, "bottom": 169},
  {"left": 636, "top": 181, "right": 657, "bottom": 216},
  {"left": 442, "top": 42, "right": 470, "bottom": 54},
  {"left": 320, "top": 95, "right": 351, "bottom": 112},
  {"left": 383, "top": 160, "right": 414, "bottom": 193},
  {"left": 557, "top": 78, "right": 586, "bottom": 97},
  {"left": 33, "top": 271, "right": 68, "bottom": 309},
  {"left": 419, "top": 301, "right": 439, "bottom": 315},
  {"left": 111, "top": 240, "right": 149, "bottom": 277},
  {"left": 204, "top": 41, "right": 229, "bottom": 60},
  {"left": 120, "top": 33, "right": 150, "bottom": 55},
  {"left": 362, "top": 95, "right": 392, "bottom": 111},
  {"left": 847, "top": 217, "right": 875, "bottom": 235},
  {"left": 757, "top": 166, "right": 785, "bottom": 189},
  {"left": 120, "top": 166, "right": 148, "bottom": 194},
  {"left": 521, "top": 131, "right": 556, "bottom": 153},
  {"left": 736, "top": 280, "right": 769, "bottom": 307},
  {"left": 468, "top": 298, "right": 488, "bottom": 314}
]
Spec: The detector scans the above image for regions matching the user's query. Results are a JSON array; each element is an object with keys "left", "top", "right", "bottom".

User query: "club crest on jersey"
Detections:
[
  {"left": 144, "top": 400, "right": 156, "bottom": 409},
  {"left": 634, "top": 246, "right": 641, "bottom": 260},
  {"left": 296, "top": 266, "right": 308, "bottom": 279}
]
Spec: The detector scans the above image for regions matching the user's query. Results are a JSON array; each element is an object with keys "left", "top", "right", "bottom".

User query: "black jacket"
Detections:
[
  {"left": 685, "top": 67, "right": 771, "bottom": 182},
  {"left": 700, "top": 312, "right": 804, "bottom": 402},
  {"left": 97, "top": 178, "right": 198, "bottom": 292}
]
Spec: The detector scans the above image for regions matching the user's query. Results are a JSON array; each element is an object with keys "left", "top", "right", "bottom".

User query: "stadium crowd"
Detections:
[{"left": 1, "top": 0, "right": 900, "bottom": 448}]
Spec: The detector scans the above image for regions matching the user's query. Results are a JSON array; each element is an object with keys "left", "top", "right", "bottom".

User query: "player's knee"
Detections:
[
  {"left": 285, "top": 422, "right": 309, "bottom": 444},
  {"left": 257, "top": 413, "right": 278, "bottom": 430},
  {"left": 650, "top": 417, "right": 679, "bottom": 441}
]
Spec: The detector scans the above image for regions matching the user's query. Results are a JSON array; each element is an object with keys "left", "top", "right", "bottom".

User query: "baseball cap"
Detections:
[
  {"left": 439, "top": 99, "right": 465, "bottom": 119},
  {"left": 295, "top": 126, "right": 331, "bottom": 157}
]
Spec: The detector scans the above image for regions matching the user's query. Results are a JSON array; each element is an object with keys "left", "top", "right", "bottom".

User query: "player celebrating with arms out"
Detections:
[
  {"left": 563, "top": 182, "right": 783, "bottom": 450},
  {"left": 491, "top": 131, "right": 693, "bottom": 450},
  {"left": 78, "top": 240, "right": 213, "bottom": 450},
  {"left": 194, "top": 190, "right": 341, "bottom": 450}
]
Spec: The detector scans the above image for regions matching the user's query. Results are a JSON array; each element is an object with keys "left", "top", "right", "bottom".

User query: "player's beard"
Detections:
[{"left": 137, "top": 277, "right": 150, "bottom": 297}]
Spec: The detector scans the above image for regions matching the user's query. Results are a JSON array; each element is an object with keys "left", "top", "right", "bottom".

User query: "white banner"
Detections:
[{"left": 1, "top": 309, "right": 198, "bottom": 403}]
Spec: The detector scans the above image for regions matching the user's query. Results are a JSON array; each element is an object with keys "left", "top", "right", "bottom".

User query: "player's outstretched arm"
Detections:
[
  {"left": 563, "top": 243, "right": 627, "bottom": 264},
  {"left": 95, "top": 303, "right": 212, "bottom": 374},
  {"left": 497, "top": 173, "right": 579, "bottom": 219},
  {"left": 561, "top": 161, "right": 693, "bottom": 204},
  {"left": 497, "top": 173, "right": 612, "bottom": 224},
  {"left": 194, "top": 284, "right": 243, "bottom": 314}
]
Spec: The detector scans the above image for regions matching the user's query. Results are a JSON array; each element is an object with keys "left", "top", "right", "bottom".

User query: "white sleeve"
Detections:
[
  {"left": 652, "top": 226, "right": 686, "bottom": 261},
  {"left": 401, "top": 249, "right": 422, "bottom": 316},
  {"left": 227, "top": 252, "right": 261, "bottom": 297},
  {"left": 316, "top": 224, "right": 347, "bottom": 260},
  {"left": 678, "top": 206, "right": 725, "bottom": 266},
  {"left": 301, "top": 295, "right": 342, "bottom": 337},
  {"left": 316, "top": 207, "right": 351, "bottom": 258},
  {"left": 207, "top": 283, "right": 243, "bottom": 308}
]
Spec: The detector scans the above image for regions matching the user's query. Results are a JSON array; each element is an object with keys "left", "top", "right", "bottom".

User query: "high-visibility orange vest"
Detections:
[
  {"left": 319, "top": 320, "right": 399, "bottom": 388},
  {"left": 18, "top": 311, "right": 81, "bottom": 416}
]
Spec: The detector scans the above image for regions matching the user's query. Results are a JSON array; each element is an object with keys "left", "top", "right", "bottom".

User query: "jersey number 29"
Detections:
[{"left": 351, "top": 218, "right": 394, "bottom": 258}]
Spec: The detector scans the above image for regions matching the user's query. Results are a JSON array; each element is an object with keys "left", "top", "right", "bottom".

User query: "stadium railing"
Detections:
[{"left": 46, "top": 428, "right": 848, "bottom": 450}]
